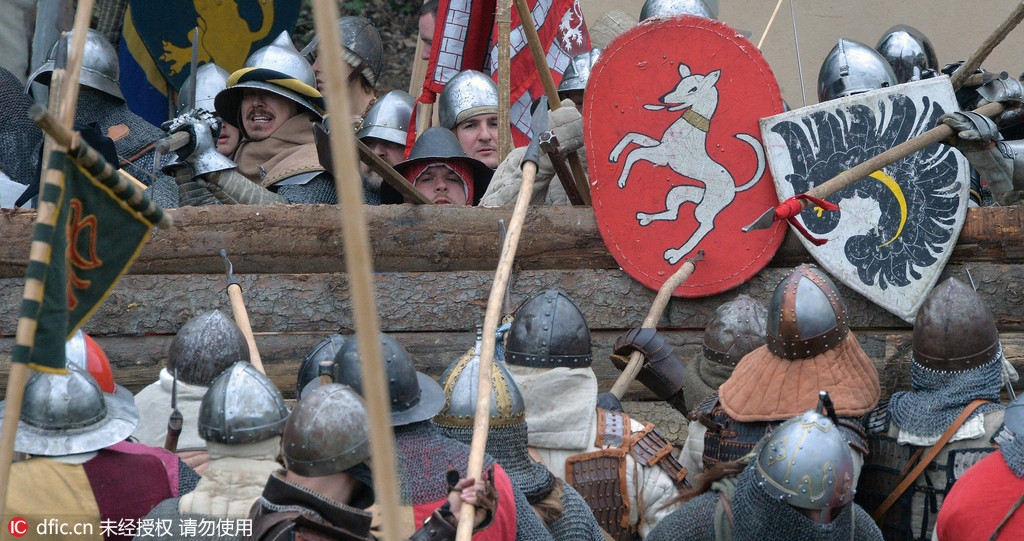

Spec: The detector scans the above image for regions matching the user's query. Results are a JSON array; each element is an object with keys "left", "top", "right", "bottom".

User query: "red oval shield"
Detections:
[{"left": 585, "top": 17, "right": 786, "bottom": 297}]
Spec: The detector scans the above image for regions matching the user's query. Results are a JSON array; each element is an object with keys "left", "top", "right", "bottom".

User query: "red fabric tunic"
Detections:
[
  {"left": 935, "top": 450, "right": 1024, "bottom": 541},
  {"left": 411, "top": 463, "right": 518, "bottom": 541}
]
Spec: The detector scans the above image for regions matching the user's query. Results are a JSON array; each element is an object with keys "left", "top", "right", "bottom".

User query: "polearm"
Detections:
[
  {"left": 608, "top": 251, "right": 704, "bottom": 399},
  {"left": 497, "top": 0, "right": 513, "bottom": 162},
  {"left": 220, "top": 250, "right": 265, "bottom": 374},
  {"left": 512, "top": 0, "right": 592, "bottom": 206},
  {"left": 949, "top": 1, "right": 1024, "bottom": 90},
  {"left": 164, "top": 368, "right": 183, "bottom": 453},
  {"left": 0, "top": 0, "right": 95, "bottom": 516},
  {"left": 309, "top": 1, "right": 402, "bottom": 540},
  {"left": 742, "top": 99, "right": 1006, "bottom": 234}
]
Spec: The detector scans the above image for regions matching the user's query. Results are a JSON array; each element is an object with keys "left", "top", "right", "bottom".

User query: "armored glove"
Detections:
[
  {"left": 548, "top": 98, "right": 584, "bottom": 154},
  {"left": 611, "top": 328, "right": 688, "bottom": 415},
  {"left": 163, "top": 110, "right": 236, "bottom": 177},
  {"left": 940, "top": 111, "right": 1002, "bottom": 152}
]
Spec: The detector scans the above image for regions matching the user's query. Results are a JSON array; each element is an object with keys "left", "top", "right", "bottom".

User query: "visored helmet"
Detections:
[
  {"left": 557, "top": 49, "right": 601, "bottom": 95},
  {"left": 817, "top": 39, "right": 897, "bottom": 102}
]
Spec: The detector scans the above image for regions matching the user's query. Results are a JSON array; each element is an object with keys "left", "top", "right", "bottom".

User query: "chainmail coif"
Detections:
[
  {"left": 889, "top": 356, "right": 1004, "bottom": 438},
  {"left": 0, "top": 67, "right": 43, "bottom": 186},
  {"left": 1002, "top": 433, "right": 1024, "bottom": 478},
  {"left": 644, "top": 491, "right": 719, "bottom": 541}
]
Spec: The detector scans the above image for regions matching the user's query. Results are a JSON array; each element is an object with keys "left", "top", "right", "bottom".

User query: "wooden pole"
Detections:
[
  {"left": 497, "top": 0, "right": 513, "bottom": 163},
  {"left": 355, "top": 139, "right": 432, "bottom": 204},
  {"left": 309, "top": 1, "right": 402, "bottom": 540},
  {"left": 756, "top": 0, "right": 785, "bottom": 49},
  {"left": 0, "top": 0, "right": 94, "bottom": 515},
  {"left": 950, "top": 1, "right": 1024, "bottom": 90},
  {"left": 511, "top": 0, "right": 592, "bottom": 205},
  {"left": 228, "top": 286, "right": 264, "bottom": 373},
  {"left": 609, "top": 252, "right": 702, "bottom": 399},
  {"left": 455, "top": 160, "right": 540, "bottom": 541}
]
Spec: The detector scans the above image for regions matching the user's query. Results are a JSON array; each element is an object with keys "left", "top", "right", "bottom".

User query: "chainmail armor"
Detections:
[
  {"left": 644, "top": 491, "right": 718, "bottom": 541},
  {"left": 0, "top": 67, "right": 42, "bottom": 186},
  {"left": 889, "top": 356, "right": 1004, "bottom": 438},
  {"left": 177, "top": 459, "right": 201, "bottom": 495},
  {"left": 1002, "top": 434, "right": 1024, "bottom": 478},
  {"left": 277, "top": 175, "right": 338, "bottom": 204},
  {"left": 550, "top": 482, "right": 612, "bottom": 541}
]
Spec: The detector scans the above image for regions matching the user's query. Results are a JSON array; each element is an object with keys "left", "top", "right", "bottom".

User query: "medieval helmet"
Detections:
[
  {"left": 438, "top": 70, "right": 498, "bottom": 130},
  {"left": 875, "top": 25, "right": 938, "bottom": 84},
  {"left": 434, "top": 331, "right": 526, "bottom": 428},
  {"left": 282, "top": 383, "right": 371, "bottom": 476},
  {"left": 504, "top": 290, "right": 592, "bottom": 369},
  {"left": 198, "top": 362, "right": 289, "bottom": 444},
  {"left": 66, "top": 330, "right": 114, "bottom": 393},
  {"left": 381, "top": 126, "right": 494, "bottom": 204},
  {"left": 302, "top": 16, "right": 384, "bottom": 87},
  {"left": 1006, "top": 394, "right": 1024, "bottom": 436},
  {"left": 296, "top": 334, "right": 347, "bottom": 397},
  {"left": 177, "top": 63, "right": 231, "bottom": 114},
  {"left": 703, "top": 295, "right": 768, "bottom": 367},
  {"left": 817, "top": 39, "right": 898, "bottom": 102},
  {"left": 557, "top": 49, "right": 601, "bottom": 95},
  {"left": 1, "top": 363, "right": 139, "bottom": 456},
  {"left": 356, "top": 90, "right": 416, "bottom": 146},
  {"left": 215, "top": 31, "right": 325, "bottom": 126},
  {"left": 765, "top": 265, "right": 849, "bottom": 360},
  {"left": 911, "top": 277, "right": 1001, "bottom": 372},
  {"left": 333, "top": 332, "right": 446, "bottom": 426},
  {"left": 753, "top": 409, "right": 856, "bottom": 511},
  {"left": 639, "top": 0, "right": 716, "bottom": 21},
  {"left": 27, "top": 29, "right": 124, "bottom": 100},
  {"left": 168, "top": 310, "right": 250, "bottom": 387}
]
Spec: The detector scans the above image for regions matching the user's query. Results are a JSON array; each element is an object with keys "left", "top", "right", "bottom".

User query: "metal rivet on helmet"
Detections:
[
  {"left": 434, "top": 331, "right": 526, "bottom": 428},
  {"left": 817, "top": 39, "right": 898, "bottom": 102},
  {"left": 911, "top": 277, "right": 1000, "bottom": 372},
  {"left": 27, "top": 29, "right": 124, "bottom": 101},
  {"left": 282, "top": 384, "right": 370, "bottom": 476},
  {"left": 765, "top": 265, "right": 849, "bottom": 360},
  {"left": 875, "top": 25, "right": 938, "bottom": 84},
  {"left": 504, "top": 290, "right": 592, "bottom": 369},
  {"left": 199, "top": 362, "right": 289, "bottom": 444},
  {"left": 703, "top": 295, "right": 768, "bottom": 367},
  {"left": 438, "top": 70, "right": 498, "bottom": 130},
  {"left": 639, "top": 0, "right": 716, "bottom": 21}
]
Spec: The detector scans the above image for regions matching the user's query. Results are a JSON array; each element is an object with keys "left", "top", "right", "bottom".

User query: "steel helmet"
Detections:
[
  {"left": 199, "top": 362, "right": 289, "bottom": 444},
  {"left": 817, "top": 39, "right": 897, "bottom": 102},
  {"left": 27, "top": 29, "right": 124, "bottom": 100},
  {"left": 438, "top": 70, "right": 498, "bottom": 130}
]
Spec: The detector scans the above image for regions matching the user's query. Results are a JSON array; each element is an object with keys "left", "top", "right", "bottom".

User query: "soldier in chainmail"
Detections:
[
  {"left": 25, "top": 29, "right": 179, "bottom": 209},
  {"left": 331, "top": 332, "right": 554, "bottom": 541},
  {"left": 857, "top": 277, "right": 1010, "bottom": 541},
  {"left": 0, "top": 66, "right": 42, "bottom": 189},
  {"left": 648, "top": 408, "right": 883, "bottom": 541},
  {"left": 432, "top": 331, "right": 606, "bottom": 541},
  {"left": 936, "top": 396, "right": 1024, "bottom": 539}
]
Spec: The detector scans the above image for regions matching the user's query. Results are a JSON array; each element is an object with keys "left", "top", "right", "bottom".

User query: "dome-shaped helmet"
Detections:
[
  {"left": 765, "top": 265, "right": 849, "bottom": 360},
  {"left": 177, "top": 63, "right": 230, "bottom": 113},
  {"left": 557, "top": 49, "right": 601, "bottom": 95},
  {"left": 282, "top": 384, "right": 370, "bottom": 476},
  {"left": 912, "top": 277, "right": 1001, "bottom": 372},
  {"left": 875, "top": 25, "right": 938, "bottom": 84},
  {"left": 703, "top": 294, "right": 768, "bottom": 367},
  {"left": 27, "top": 29, "right": 124, "bottom": 100},
  {"left": 168, "top": 310, "right": 250, "bottom": 387},
  {"left": 438, "top": 70, "right": 498, "bottom": 130},
  {"left": 356, "top": 90, "right": 416, "bottom": 146},
  {"left": 817, "top": 39, "right": 898, "bottom": 102},
  {"left": 296, "top": 334, "right": 347, "bottom": 398},
  {"left": 434, "top": 330, "right": 526, "bottom": 428},
  {"left": 639, "top": 0, "right": 715, "bottom": 21},
  {"left": 504, "top": 290, "right": 592, "bottom": 369},
  {"left": 198, "top": 362, "right": 289, "bottom": 444}
]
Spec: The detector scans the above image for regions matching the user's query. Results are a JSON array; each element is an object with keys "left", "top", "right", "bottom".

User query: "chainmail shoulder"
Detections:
[
  {"left": 178, "top": 458, "right": 201, "bottom": 495},
  {"left": 393, "top": 421, "right": 496, "bottom": 506},
  {"left": 135, "top": 497, "right": 243, "bottom": 541},
  {"left": 548, "top": 481, "right": 605, "bottom": 541},
  {"left": 0, "top": 66, "right": 42, "bottom": 185},
  {"left": 276, "top": 174, "right": 338, "bottom": 204},
  {"left": 511, "top": 480, "right": 556, "bottom": 541},
  {"left": 645, "top": 491, "right": 718, "bottom": 541},
  {"left": 1002, "top": 433, "right": 1024, "bottom": 478},
  {"left": 889, "top": 358, "right": 1004, "bottom": 438}
]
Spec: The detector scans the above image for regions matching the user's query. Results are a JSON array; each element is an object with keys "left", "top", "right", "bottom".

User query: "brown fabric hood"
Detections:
[
  {"left": 232, "top": 111, "right": 322, "bottom": 187},
  {"left": 717, "top": 331, "right": 880, "bottom": 422}
]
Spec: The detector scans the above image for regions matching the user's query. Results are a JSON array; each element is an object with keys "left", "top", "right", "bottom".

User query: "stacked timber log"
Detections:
[{"left": 0, "top": 205, "right": 1021, "bottom": 444}]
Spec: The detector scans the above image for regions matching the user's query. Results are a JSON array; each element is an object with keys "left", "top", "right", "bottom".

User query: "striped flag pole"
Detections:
[{"left": 0, "top": 0, "right": 95, "bottom": 515}]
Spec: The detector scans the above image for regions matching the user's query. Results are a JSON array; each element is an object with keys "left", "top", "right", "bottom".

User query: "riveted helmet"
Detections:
[
  {"left": 283, "top": 384, "right": 371, "bottom": 476},
  {"left": 382, "top": 127, "right": 493, "bottom": 204},
  {"left": 198, "top": 362, "right": 289, "bottom": 444},
  {"left": 703, "top": 294, "right": 768, "bottom": 367},
  {"left": 639, "top": 0, "right": 715, "bottom": 21},
  {"left": 1, "top": 363, "right": 139, "bottom": 456},
  {"left": 875, "top": 25, "right": 938, "bottom": 84},
  {"left": 754, "top": 409, "right": 855, "bottom": 511},
  {"left": 296, "top": 334, "right": 347, "bottom": 398},
  {"left": 817, "top": 39, "right": 898, "bottom": 102},
  {"left": 302, "top": 16, "right": 383, "bottom": 87},
  {"left": 215, "top": 31, "right": 325, "bottom": 125},
  {"left": 177, "top": 63, "right": 230, "bottom": 113},
  {"left": 168, "top": 310, "right": 250, "bottom": 387},
  {"left": 765, "top": 265, "right": 849, "bottom": 360},
  {"left": 435, "top": 331, "right": 526, "bottom": 428},
  {"left": 356, "top": 90, "right": 416, "bottom": 146},
  {"left": 912, "top": 277, "right": 1001, "bottom": 372},
  {"left": 504, "top": 290, "right": 592, "bottom": 369},
  {"left": 333, "top": 333, "right": 446, "bottom": 426},
  {"left": 557, "top": 49, "right": 601, "bottom": 95},
  {"left": 438, "top": 70, "right": 498, "bottom": 130},
  {"left": 27, "top": 29, "right": 124, "bottom": 100}
]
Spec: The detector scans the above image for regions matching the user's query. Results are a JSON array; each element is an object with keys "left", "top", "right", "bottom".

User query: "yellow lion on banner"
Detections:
[{"left": 160, "top": 0, "right": 276, "bottom": 75}]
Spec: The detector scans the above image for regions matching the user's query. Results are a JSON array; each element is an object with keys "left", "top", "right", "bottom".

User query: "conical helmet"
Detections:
[
  {"left": 639, "top": 0, "right": 715, "bottom": 21},
  {"left": 754, "top": 409, "right": 855, "bottom": 511},
  {"left": 302, "top": 16, "right": 383, "bottom": 86},
  {"left": 296, "top": 334, "right": 347, "bottom": 397},
  {"left": 438, "top": 70, "right": 498, "bottom": 129},
  {"left": 875, "top": 25, "right": 938, "bottom": 84},
  {"left": 703, "top": 295, "right": 768, "bottom": 367},
  {"left": 198, "top": 362, "right": 289, "bottom": 444},
  {"left": 912, "top": 277, "right": 1000, "bottom": 372},
  {"left": 1, "top": 363, "right": 139, "bottom": 456},
  {"left": 177, "top": 62, "right": 230, "bottom": 113},
  {"left": 817, "top": 39, "right": 897, "bottom": 102},
  {"left": 765, "top": 265, "right": 849, "bottom": 360},
  {"left": 434, "top": 329, "right": 526, "bottom": 428},
  {"left": 27, "top": 29, "right": 124, "bottom": 100},
  {"left": 283, "top": 384, "right": 370, "bottom": 476},
  {"left": 356, "top": 90, "right": 416, "bottom": 146},
  {"left": 168, "top": 310, "right": 250, "bottom": 386},
  {"left": 557, "top": 49, "right": 601, "bottom": 94},
  {"left": 504, "top": 290, "right": 592, "bottom": 369}
]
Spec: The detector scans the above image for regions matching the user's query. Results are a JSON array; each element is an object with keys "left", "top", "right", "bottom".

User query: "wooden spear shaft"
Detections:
[
  {"left": 950, "top": 1, "right": 1024, "bottom": 90},
  {"left": 455, "top": 161, "right": 540, "bottom": 541},
  {"left": 609, "top": 252, "right": 702, "bottom": 399},
  {"left": 512, "top": 0, "right": 592, "bottom": 205},
  {"left": 497, "top": 0, "right": 513, "bottom": 162},
  {"left": 309, "top": 1, "right": 402, "bottom": 540},
  {"left": 0, "top": 0, "right": 94, "bottom": 516},
  {"left": 756, "top": 0, "right": 785, "bottom": 49}
]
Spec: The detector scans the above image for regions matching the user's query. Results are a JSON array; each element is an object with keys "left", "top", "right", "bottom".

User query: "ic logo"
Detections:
[{"left": 8, "top": 517, "right": 27, "bottom": 537}]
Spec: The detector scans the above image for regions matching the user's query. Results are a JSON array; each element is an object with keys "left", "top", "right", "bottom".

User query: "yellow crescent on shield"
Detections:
[{"left": 870, "top": 170, "right": 907, "bottom": 247}]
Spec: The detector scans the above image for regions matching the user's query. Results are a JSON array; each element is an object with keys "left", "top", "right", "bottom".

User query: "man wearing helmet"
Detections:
[
  {"left": 305, "top": 16, "right": 383, "bottom": 125},
  {"left": 380, "top": 127, "right": 493, "bottom": 205},
  {"left": 352, "top": 90, "right": 416, "bottom": 204},
  {"left": 438, "top": 70, "right": 502, "bottom": 170}
]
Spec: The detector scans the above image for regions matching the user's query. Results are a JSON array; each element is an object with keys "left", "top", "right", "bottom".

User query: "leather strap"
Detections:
[
  {"left": 987, "top": 488, "right": 1024, "bottom": 541},
  {"left": 872, "top": 399, "right": 991, "bottom": 521}
]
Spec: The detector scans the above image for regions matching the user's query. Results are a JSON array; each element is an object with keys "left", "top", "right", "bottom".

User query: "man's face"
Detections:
[
  {"left": 413, "top": 164, "right": 468, "bottom": 205},
  {"left": 311, "top": 52, "right": 355, "bottom": 93},
  {"left": 217, "top": 121, "right": 240, "bottom": 156},
  {"left": 365, "top": 137, "right": 406, "bottom": 166},
  {"left": 561, "top": 90, "right": 585, "bottom": 113},
  {"left": 418, "top": 13, "right": 435, "bottom": 61},
  {"left": 240, "top": 88, "right": 300, "bottom": 141},
  {"left": 454, "top": 113, "right": 499, "bottom": 169}
]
